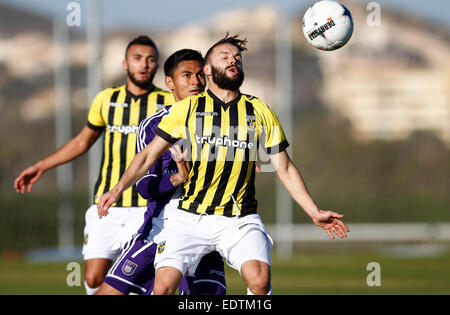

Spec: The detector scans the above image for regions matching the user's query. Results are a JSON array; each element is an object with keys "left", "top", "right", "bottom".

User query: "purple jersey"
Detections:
[{"left": 135, "top": 107, "right": 180, "bottom": 237}]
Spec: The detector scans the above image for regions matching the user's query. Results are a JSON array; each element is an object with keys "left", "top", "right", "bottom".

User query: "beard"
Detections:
[
  {"left": 211, "top": 65, "right": 244, "bottom": 91},
  {"left": 127, "top": 69, "right": 156, "bottom": 89}
]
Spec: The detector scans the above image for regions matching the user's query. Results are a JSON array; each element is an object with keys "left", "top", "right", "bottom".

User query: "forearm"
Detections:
[
  {"left": 279, "top": 166, "right": 319, "bottom": 216},
  {"left": 37, "top": 132, "right": 94, "bottom": 172},
  {"left": 37, "top": 125, "right": 100, "bottom": 172},
  {"left": 113, "top": 136, "right": 171, "bottom": 196},
  {"left": 112, "top": 149, "right": 157, "bottom": 195}
]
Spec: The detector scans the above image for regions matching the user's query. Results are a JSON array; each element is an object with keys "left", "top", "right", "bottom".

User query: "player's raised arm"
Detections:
[
  {"left": 97, "top": 135, "right": 171, "bottom": 218},
  {"left": 14, "top": 125, "right": 102, "bottom": 194},
  {"left": 270, "top": 150, "right": 350, "bottom": 239}
]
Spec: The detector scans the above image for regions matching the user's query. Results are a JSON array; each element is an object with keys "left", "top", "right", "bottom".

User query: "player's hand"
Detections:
[
  {"left": 312, "top": 210, "right": 350, "bottom": 239},
  {"left": 97, "top": 190, "right": 120, "bottom": 219},
  {"left": 14, "top": 164, "right": 44, "bottom": 194},
  {"left": 169, "top": 144, "right": 185, "bottom": 163}
]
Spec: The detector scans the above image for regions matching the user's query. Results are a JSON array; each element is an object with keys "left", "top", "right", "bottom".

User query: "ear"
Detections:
[
  {"left": 122, "top": 59, "right": 128, "bottom": 71},
  {"left": 165, "top": 75, "right": 174, "bottom": 91},
  {"left": 203, "top": 63, "right": 212, "bottom": 76}
]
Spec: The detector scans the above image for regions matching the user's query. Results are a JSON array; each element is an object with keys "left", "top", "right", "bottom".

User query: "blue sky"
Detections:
[{"left": 1, "top": 0, "right": 449, "bottom": 30}]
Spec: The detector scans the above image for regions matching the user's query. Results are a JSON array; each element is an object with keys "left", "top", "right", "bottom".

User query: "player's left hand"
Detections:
[
  {"left": 312, "top": 210, "right": 350, "bottom": 239},
  {"left": 97, "top": 190, "right": 120, "bottom": 219}
]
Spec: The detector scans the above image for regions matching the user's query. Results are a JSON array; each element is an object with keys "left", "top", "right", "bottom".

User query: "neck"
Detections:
[
  {"left": 208, "top": 82, "right": 239, "bottom": 104},
  {"left": 126, "top": 78, "right": 154, "bottom": 96}
]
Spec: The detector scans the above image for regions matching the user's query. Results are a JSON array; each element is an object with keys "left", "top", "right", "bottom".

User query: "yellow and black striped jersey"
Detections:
[
  {"left": 155, "top": 89, "right": 289, "bottom": 217},
  {"left": 87, "top": 84, "right": 174, "bottom": 207}
]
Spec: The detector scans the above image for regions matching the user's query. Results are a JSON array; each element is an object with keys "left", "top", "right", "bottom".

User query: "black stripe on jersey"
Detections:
[
  {"left": 155, "top": 128, "right": 179, "bottom": 144},
  {"left": 115, "top": 92, "right": 133, "bottom": 207},
  {"left": 223, "top": 100, "right": 255, "bottom": 216},
  {"left": 241, "top": 101, "right": 257, "bottom": 211},
  {"left": 184, "top": 97, "right": 206, "bottom": 204},
  {"left": 266, "top": 139, "right": 290, "bottom": 155},
  {"left": 86, "top": 121, "right": 105, "bottom": 131},
  {"left": 190, "top": 99, "right": 221, "bottom": 213},
  {"left": 131, "top": 94, "right": 149, "bottom": 205},
  {"left": 100, "top": 90, "right": 120, "bottom": 200},
  {"left": 157, "top": 94, "right": 164, "bottom": 106},
  {"left": 185, "top": 101, "right": 193, "bottom": 171},
  {"left": 210, "top": 100, "right": 239, "bottom": 210}
]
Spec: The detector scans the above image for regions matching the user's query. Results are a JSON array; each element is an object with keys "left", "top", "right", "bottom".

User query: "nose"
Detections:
[{"left": 191, "top": 75, "right": 200, "bottom": 85}]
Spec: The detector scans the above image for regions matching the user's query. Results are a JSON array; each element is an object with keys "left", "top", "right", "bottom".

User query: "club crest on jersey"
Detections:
[
  {"left": 122, "top": 260, "right": 137, "bottom": 276},
  {"left": 157, "top": 241, "right": 166, "bottom": 254},
  {"left": 246, "top": 115, "right": 256, "bottom": 131}
]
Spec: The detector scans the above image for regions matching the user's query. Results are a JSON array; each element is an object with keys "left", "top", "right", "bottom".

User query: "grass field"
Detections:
[{"left": 1, "top": 251, "right": 449, "bottom": 295}]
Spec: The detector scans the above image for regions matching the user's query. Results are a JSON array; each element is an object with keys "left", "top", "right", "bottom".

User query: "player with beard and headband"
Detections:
[
  {"left": 95, "top": 49, "right": 226, "bottom": 295},
  {"left": 14, "top": 35, "right": 174, "bottom": 295},
  {"left": 97, "top": 34, "right": 349, "bottom": 295}
]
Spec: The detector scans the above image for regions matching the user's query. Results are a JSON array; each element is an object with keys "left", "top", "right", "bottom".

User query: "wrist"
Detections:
[
  {"left": 306, "top": 207, "right": 321, "bottom": 221},
  {"left": 112, "top": 183, "right": 125, "bottom": 196},
  {"left": 35, "top": 160, "right": 48, "bottom": 172}
]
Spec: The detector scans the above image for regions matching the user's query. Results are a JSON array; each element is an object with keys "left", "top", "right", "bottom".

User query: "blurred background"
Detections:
[{"left": 0, "top": 0, "right": 449, "bottom": 294}]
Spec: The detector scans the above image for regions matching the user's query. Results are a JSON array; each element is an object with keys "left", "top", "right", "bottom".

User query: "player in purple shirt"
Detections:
[{"left": 95, "top": 49, "right": 226, "bottom": 295}]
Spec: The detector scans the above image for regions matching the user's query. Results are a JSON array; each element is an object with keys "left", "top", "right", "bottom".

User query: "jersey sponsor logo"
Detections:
[
  {"left": 121, "top": 259, "right": 138, "bottom": 276},
  {"left": 109, "top": 102, "right": 128, "bottom": 108},
  {"left": 163, "top": 169, "right": 178, "bottom": 176},
  {"left": 195, "top": 134, "right": 254, "bottom": 150},
  {"left": 210, "top": 269, "right": 225, "bottom": 278},
  {"left": 107, "top": 124, "right": 139, "bottom": 135}
]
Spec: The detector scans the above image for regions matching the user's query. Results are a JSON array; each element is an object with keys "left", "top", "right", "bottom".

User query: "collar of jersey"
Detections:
[
  {"left": 207, "top": 89, "right": 241, "bottom": 110},
  {"left": 125, "top": 85, "right": 155, "bottom": 99}
]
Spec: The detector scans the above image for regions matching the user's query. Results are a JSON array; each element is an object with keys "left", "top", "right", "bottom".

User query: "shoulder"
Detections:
[
  {"left": 167, "top": 92, "right": 202, "bottom": 115},
  {"left": 95, "top": 85, "right": 125, "bottom": 100},
  {"left": 150, "top": 87, "right": 173, "bottom": 98},
  {"left": 241, "top": 93, "right": 272, "bottom": 112},
  {"left": 139, "top": 107, "right": 170, "bottom": 134}
]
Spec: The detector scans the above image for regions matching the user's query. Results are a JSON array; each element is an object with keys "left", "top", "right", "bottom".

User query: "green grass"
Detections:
[{"left": 1, "top": 252, "right": 449, "bottom": 295}]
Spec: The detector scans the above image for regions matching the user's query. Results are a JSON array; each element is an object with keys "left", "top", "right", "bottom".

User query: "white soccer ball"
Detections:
[{"left": 302, "top": 0, "right": 354, "bottom": 51}]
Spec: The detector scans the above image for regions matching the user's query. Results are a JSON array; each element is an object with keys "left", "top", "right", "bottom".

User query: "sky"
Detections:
[{"left": 1, "top": 0, "right": 449, "bottom": 31}]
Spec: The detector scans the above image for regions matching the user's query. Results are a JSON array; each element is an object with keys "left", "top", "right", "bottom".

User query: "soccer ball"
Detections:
[{"left": 302, "top": 0, "right": 354, "bottom": 51}]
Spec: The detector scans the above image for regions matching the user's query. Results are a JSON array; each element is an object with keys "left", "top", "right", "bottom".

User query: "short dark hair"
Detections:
[
  {"left": 204, "top": 33, "right": 248, "bottom": 63},
  {"left": 163, "top": 49, "right": 204, "bottom": 77},
  {"left": 125, "top": 35, "right": 158, "bottom": 58}
]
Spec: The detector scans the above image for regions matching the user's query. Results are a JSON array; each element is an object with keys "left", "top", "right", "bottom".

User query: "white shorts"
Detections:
[
  {"left": 82, "top": 205, "right": 147, "bottom": 261},
  {"left": 151, "top": 199, "right": 273, "bottom": 276}
]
